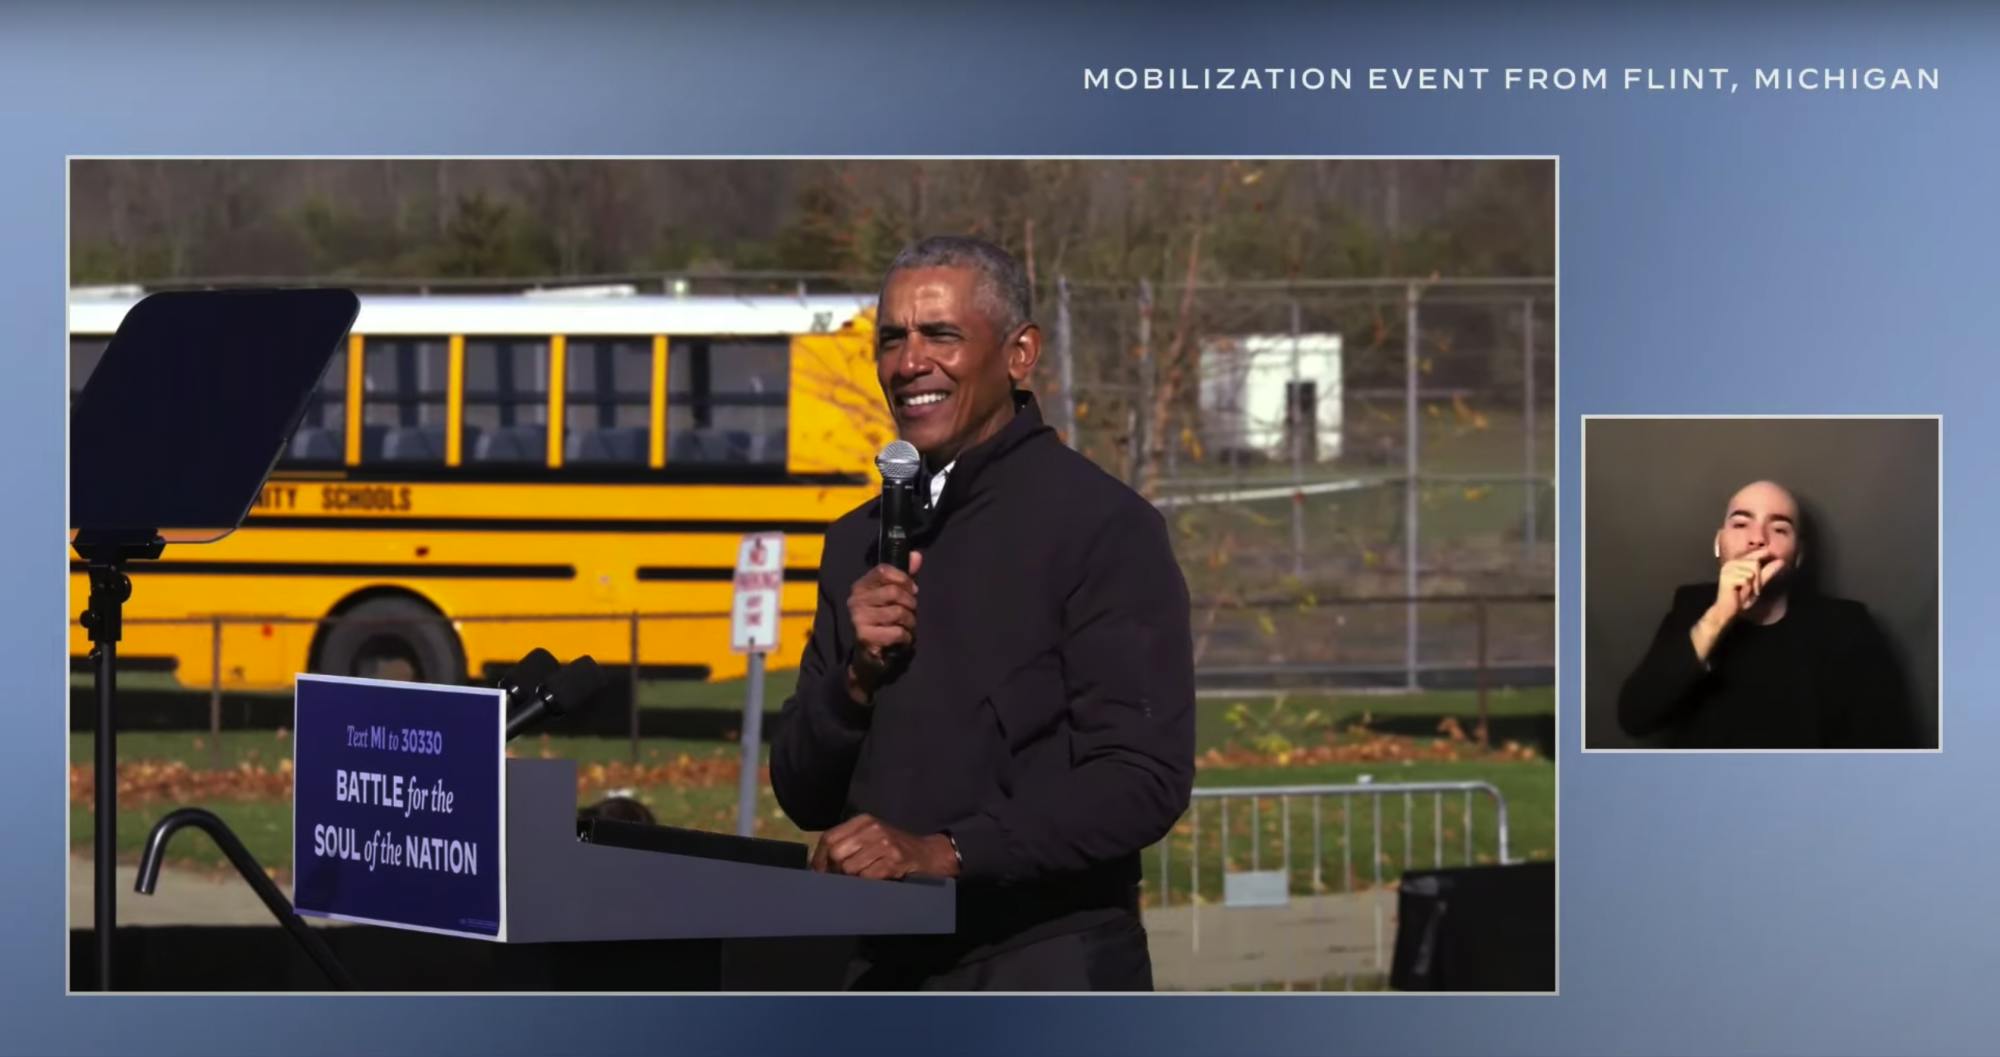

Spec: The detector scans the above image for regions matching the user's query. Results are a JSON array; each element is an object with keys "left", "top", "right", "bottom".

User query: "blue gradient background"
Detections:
[{"left": 6, "top": 2, "right": 1997, "bottom": 1054}]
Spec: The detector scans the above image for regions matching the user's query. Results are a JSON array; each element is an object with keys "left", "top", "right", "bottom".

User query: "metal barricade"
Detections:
[{"left": 1149, "top": 780, "right": 1512, "bottom": 991}]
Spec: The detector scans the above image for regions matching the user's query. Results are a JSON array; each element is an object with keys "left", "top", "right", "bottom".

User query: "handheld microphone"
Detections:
[
  {"left": 876, "top": 439, "right": 922, "bottom": 572},
  {"left": 504, "top": 655, "right": 606, "bottom": 740}
]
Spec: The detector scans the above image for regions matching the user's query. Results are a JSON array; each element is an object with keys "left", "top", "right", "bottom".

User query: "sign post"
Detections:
[{"left": 731, "top": 532, "right": 785, "bottom": 837}]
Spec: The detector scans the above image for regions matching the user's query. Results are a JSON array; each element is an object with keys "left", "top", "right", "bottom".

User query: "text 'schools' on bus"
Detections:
[{"left": 67, "top": 286, "right": 894, "bottom": 690}]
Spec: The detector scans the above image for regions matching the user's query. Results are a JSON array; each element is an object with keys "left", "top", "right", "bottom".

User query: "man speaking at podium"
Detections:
[{"left": 772, "top": 236, "right": 1195, "bottom": 990}]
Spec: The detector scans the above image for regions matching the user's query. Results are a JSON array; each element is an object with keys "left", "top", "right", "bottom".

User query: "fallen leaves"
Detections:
[
  {"left": 572, "top": 757, "right": 750, "bottom": 796},
  {"left": 72, "top": 760, "right": 292, "bottom": 805},
  {"left": 76, "top": 725, "right": 1536, "bottom": 815},
  {"left": 72, "top": 749, "right": 758, "bottom": 808},
  {"left": 1197, "top": 726, "right": 1539, "bottom": 770}
]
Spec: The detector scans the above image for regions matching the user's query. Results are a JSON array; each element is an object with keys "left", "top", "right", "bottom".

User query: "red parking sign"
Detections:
[{"left": 730, "top": 532, "right": 785, "bottom": 654}]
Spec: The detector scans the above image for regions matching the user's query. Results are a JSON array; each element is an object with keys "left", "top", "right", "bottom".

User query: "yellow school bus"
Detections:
[{"left": 67, "top": 287, "right": 893, "bottom": 690}]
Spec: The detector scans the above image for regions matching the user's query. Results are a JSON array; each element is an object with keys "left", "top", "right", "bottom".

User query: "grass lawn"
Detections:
[
  {"left": 1144, "top": 403, "right": 1555, "bottom": 484},
  {"left": 73, "top": 683, "right": 1553, "bottom": 897},
  {"left": 641, "top": 681, "right": 1556, "bottom": 727},
  {"left": 76, "top": 728, "right": 748, "bottom": 770},
  {"left": 1169, "top": 476, "right": 1554, "bottom": 596},
  {"left": 77, "top": 685, "right": 1552, "bottom": 767},
  {"left": 646, "top": 682, "right": 1556, "bottom": 738},
  {"left": 76, "top": 756, "right": 1552, "bottom": 892},
  {"left": 1152, "top": 759, "right": 1554, "bottom": 906},
  {"left": 70, "top": 668, "right": 1552, "bottom": 884},
  {"left": 1193, "top": 685, "right": 1550, "bottom": 753}
]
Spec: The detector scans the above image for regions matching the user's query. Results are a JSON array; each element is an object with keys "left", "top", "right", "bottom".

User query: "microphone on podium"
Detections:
[
  {"left": 497, "top": 648, "right": 559, "bottom": 708},
  {"left": 501, "top": 652, "right": 606, "bottom": 740}
]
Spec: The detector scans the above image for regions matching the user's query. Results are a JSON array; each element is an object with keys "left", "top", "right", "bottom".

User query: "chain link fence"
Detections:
[{"left": 1040, "top": 277, "right": 1555, "bottom": 687}]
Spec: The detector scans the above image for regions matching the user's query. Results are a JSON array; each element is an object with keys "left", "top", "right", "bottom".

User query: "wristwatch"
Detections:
[{"left": 944, "top": 831, "right": 963, "bottom": 869}]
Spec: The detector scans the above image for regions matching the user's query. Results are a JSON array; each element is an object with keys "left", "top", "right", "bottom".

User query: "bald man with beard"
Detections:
[{"left": 1617, "top": 480, "right": 1917, "bottom": 749}]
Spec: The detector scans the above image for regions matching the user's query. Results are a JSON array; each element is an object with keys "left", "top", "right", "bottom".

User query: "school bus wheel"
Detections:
[{"left": 314, "top": 595, "right": 465, "bottom": 686}]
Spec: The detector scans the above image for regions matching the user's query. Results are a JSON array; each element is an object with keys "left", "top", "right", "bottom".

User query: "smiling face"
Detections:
[
  {"left": 1715, "top": 480, "right": 1802, "bottom": 568},
  {"left": 875, "top": 264, "right": 1039, "bottom": 465}
]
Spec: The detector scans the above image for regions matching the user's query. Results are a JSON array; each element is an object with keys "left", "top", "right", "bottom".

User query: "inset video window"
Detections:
[{"left": 1583, "top": 416, "right": 1940, "bottom": 750}]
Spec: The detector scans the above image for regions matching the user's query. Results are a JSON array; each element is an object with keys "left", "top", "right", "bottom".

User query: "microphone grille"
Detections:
[
  {"left": 545, "top": 656, "right": 606, "bottom": 712},
  {"left": 876, "top": 440, "right": 921, "bottom": 482},
  {"left": 500, "top": 647, "right": 559, "bottom": 690}
]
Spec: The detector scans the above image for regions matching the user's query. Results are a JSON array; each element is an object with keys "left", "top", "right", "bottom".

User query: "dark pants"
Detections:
[{"left": 844, "top": 912, "right": 1155, "bottom": 992}]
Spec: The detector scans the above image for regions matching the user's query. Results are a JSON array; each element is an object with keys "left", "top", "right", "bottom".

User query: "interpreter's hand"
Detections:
[
  {"left": 810, "top": 812, "right": 959, "bottom": 881},
  {"left": 845, "top": 551, "right": 922, "bottom": 700},
  {"left": 1711, "top": 547, "right": 1785, "bottom": 623}
]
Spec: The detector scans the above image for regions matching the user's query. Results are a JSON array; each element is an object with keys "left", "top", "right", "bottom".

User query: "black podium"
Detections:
[
  {"left": 87, "top": 758, "right": 954, "bottom": 991},
  {"left": 70, "top": 289, "right": 360, "bottom": 989},
  {"left": 501, "top": 759, "right": 954, "bottom": 943}
]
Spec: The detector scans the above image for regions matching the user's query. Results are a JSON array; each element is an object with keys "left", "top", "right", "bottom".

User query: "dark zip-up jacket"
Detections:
[
  {"left": 772, "top": 391, "right": 1195, "bottom": 962},
  {"left": 1617, "top": 583, "right": 1918, "bottom": 748}
]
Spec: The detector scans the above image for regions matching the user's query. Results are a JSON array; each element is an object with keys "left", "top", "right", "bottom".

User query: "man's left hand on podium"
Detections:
[{"left": 810, "top": 813, "right": 960, "bottom": 881}]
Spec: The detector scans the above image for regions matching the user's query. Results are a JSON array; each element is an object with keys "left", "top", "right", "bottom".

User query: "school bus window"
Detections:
[
  {"left": 563, "top": 337, "right": 650, "bottom": 465},
  {"left": 278, "top": 345, "right": 348, "bottom": 467},
  {"left": 69, "top": 337, "right": 110, "bottom": 403},
  {"left": 362, "top": 338, "right": 448, "bottom": 464},
  {"left": 464, "top": 337, "right": 549, "bottom": 465},
  {"left": 667, "top": 338, "right": 788, "bottom": 465}
]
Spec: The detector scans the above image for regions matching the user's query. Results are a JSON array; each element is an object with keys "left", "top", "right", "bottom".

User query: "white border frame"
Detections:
[
  {"left": 63, "top": 154, "right": 1559, "bottom": 997},
  {"left": 1577, "top": 413, "right": 1943, "bottom": 755}
]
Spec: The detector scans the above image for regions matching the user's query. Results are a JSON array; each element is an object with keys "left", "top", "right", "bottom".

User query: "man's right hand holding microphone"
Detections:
[{"left": 843, "top": 551, "right": 923, "bottom": 704}]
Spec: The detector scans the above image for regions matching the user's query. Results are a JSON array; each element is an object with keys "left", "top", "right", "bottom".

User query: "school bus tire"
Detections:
[{"left": 315, "top": 595, "right": 466, "bottom": 686}]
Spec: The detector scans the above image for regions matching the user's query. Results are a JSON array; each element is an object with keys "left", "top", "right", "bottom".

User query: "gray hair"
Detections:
[{"left": 880, "top": 235, "right": 1033, "bottom": 335}]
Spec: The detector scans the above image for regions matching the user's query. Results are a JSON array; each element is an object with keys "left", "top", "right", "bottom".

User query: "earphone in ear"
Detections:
[{"left": 1712, "top": 538, "right": 1720, "bottom": 559}]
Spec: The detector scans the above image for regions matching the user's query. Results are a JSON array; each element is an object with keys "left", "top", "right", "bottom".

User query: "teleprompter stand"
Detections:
[
  {"left": 75, "top": 529, "right": 162, "bottom": 994},
  {"left": 70, "top": 289, "right": 358, "bottom": 989}
]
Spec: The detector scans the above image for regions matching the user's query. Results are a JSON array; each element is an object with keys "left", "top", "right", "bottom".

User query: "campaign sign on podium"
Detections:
[{"left": 292, "top": 674, "right": 507, "bottom": 940}]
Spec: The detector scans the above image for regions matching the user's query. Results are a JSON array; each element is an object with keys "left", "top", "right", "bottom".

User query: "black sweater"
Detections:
[
  {"left": 1616, "top": 584, "right": 1917, "bottom": 749},
  {"left": 771, "top": 391, "right": 1196, "bottom": 961}
]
